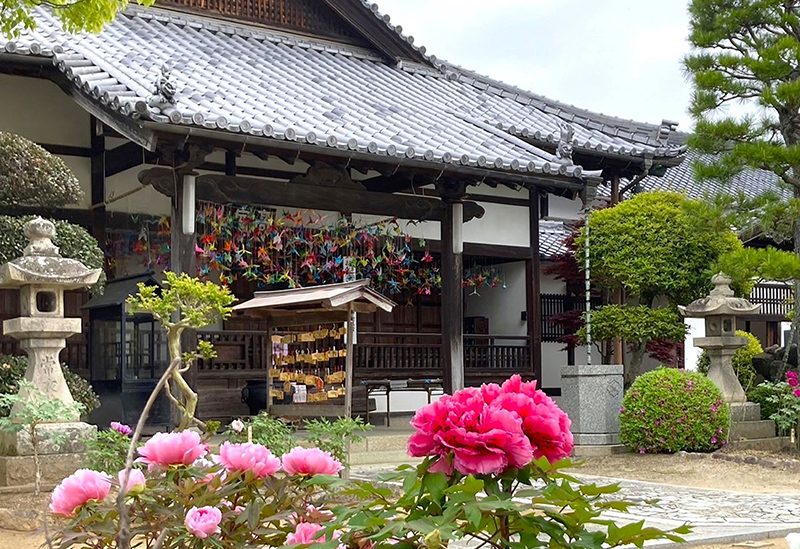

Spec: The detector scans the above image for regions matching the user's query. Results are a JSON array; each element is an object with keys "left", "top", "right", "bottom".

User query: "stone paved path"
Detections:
[{"left": 352, "top": 466, "right": 800, "bottom": 546}]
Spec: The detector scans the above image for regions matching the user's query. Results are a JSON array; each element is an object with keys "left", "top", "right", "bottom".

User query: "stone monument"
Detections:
[
  {"left": 0, "top": 217, "right": 101, "bottom": 485},
  {"left": 561, "top": 364, "right": 625, "bottom": 452},
  {"left": 680, "top": 274, "right": 776, "bottom": 441}
]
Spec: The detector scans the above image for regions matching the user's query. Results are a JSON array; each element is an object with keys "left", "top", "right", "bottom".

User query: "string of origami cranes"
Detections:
[{"left": 104, "top": 203, "right": 506, "bottom": 295}]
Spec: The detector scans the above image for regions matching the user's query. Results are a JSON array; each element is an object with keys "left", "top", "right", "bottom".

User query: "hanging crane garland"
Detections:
[
  {"left": 103, "top": 203, "right": 506, "bottom": 295},
  {"left": 104, "top": 215, "right": 171, "bottom": 275},
  {"left": 194, "top": 202, "right": 506, "bottom": 295},
  {"left": 194, "top": 202, "right": 440, "bottom": 294}
]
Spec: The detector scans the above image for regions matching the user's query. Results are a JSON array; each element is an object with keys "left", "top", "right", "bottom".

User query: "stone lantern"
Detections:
[
  {"left": 679, "top": 273, "right": 761, "bottom": 404},
  {"left": 0, "top": 218, "right": 101, "bottom": 480}
]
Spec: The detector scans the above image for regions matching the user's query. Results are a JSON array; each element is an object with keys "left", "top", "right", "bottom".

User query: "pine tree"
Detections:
[
  {"left": 685, "top": 1, "right": 800, "bottom": 245},
  {"left": 685, "top": 0, "right": 800, "bottom": 358}
]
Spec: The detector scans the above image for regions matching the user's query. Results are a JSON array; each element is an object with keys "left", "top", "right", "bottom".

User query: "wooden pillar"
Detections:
[
  {"left": 225, "top": 151, "right": 237, "bottom": 176},
  {"left": 343, "top": 304, "right": 355, "bottom": 479},
  {"left": 527, "top": 189, "right": 542, "bottom": 381},
  {"left": 172, "top": 171, "right": 199, "bottom": 390},
  {"left": 441, "top": 200, "right": 464, "bottom": 393},
  {"left": 90, "top": 117, "right": 107, "bottom": 271}
]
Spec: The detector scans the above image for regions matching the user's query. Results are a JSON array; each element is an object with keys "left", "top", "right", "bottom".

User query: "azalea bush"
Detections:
[
  {"left": 50, "top": 375, "right": 688, "bottom": 549},
  {"left": 620, "top": 368, "right": 730, "bottom": 453}
]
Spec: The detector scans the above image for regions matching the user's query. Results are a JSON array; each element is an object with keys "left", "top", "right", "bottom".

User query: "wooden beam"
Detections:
[
  {"left": 238, "top": 310, "right": 347, "bottom": 326},
  {"left": 362, "top": 173, "right": 425, "bottom": 193},
  {"left": 441, "top": 200, "right": 464, "bottom": 393},
  {"left": 527, "top": 189, "right": 542, "bottom": 381},
  {"left": 38, "top": 143, "right": 92, "bottom": 157},
  {"left": 105, "top": 142, "right": 157, "bottom": 177},
  {"left": 72, "top": 92, "right": 157, "bottom": 151},
  {"left": 198, "top": 162, "right": 299, "bottom": 180},
  {"left": 139, "top": 168, "right": 485, "bottom": 222}
]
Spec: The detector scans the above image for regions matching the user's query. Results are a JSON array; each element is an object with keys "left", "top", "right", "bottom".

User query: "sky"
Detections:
[{"left": 376, "top": 0, "right": 694, "bottom": 132}]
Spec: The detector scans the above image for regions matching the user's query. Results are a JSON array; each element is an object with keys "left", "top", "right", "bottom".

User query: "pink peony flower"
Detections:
[
  {"left": 490, "top": 386, "right": 574, "bottom": 463},
  {"left": 219, "top": 442, "right": 281, "bottom": 478},
  {"left": 137, "top": 431, "right": 208, "bottom": 472},
  {"left": 794, "top": 389, "right": 800, "bottom": 398},
  {"left": 50, "top": 469, "right": 112, "bottom": 516},
  {"left": 287, "top": 522, "right": 342, "bottom": 546},
  {"left": 185, "top": 506, "right": 221, "bottom": 538},
  {"left": 790, "top": 377, "right": 800, "bottom": 388},
  {"left": 117, "top": 468, "right": 146, "bottom": 494},
  {"left": 110, "top": 422, "right": 132, "bottom": 436},
  {"left": 287, "top": 522, "right": 325, "bottom": 545},
  {"left": 282, "top": 447, "right": 343, "bottom": 476},
  {"left": 408, "top": 375, "right": 573, "bottom": 475}
]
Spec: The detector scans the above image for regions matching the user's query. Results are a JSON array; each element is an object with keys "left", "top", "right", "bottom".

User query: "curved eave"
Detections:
[{"left": 143, "top": 119, "right": 594, "bottom": 191}]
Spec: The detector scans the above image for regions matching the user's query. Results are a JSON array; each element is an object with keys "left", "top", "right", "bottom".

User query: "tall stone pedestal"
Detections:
[
  {"left": 561, "top": 364, "right": 624, "bottom": 445},
  {"left": 0, "top": 422, "right": 95, "bottom": 487},
  {"left": 694, "top": 336, "right": 748, "bottom": 404}
]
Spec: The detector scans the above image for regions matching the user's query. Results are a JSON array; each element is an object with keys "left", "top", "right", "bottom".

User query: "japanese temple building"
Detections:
[{"left": 0, "top": 0, "right": 707, "bottom": 421}]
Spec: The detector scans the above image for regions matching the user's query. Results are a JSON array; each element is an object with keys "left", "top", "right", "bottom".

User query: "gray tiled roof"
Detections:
[
  {"left": 1, "top": 5, "right": 685, "bottom": 181},
  {"left": 539, "top": 220, "right": 571, "bottom": 258},
  {"left": 640, "top": 149, "right": 790, "bottom": 200}
]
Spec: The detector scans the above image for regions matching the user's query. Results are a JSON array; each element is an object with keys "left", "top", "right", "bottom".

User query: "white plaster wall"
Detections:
[
  {"left": 548, "top": 195, "right": 583, "bottom": 220},
  {"left": 683, "top": 317, "right": 705, "bottom": 371},
  {"left": 0, "top": 74, "right": 90, "bottom": 146},
  {"left": 61, "top": 156, "right": 92, "bottom": 209},
  {"left": 462, "top": 203, "right": 529, "bottom": 247},
  {"left": 464, "top": 261, "right": 526, "bottom": 338},
  {"left": 105, "top": 165, "right": 172, "bottom": 216},
  {"left": 543, "top": 342, "right": 588, "bottom": 391}
]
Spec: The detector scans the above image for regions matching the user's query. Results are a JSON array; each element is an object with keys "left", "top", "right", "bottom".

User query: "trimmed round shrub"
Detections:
[
  {"left": 0, "top": 131, "right": 83, "bottom": 208},
  {"left": 697, "top": 330, "right": 762, "bottom": 392},
  {"left": 620, "top": 367, "right": 729, "bottom": 453}
]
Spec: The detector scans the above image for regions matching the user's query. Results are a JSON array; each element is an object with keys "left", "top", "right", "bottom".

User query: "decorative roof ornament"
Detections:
[
  {"left": 555, "top": 121, "right": 574, "bottom": 165},
  {"left": 657, "top": 119, "right": 678, "bottom": 146},
  {"left": 148, "top": 64, "right": 177, "bottom": 109}
]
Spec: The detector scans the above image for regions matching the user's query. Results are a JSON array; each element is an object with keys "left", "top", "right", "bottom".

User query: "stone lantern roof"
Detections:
[
  {"left": 0, "top": 217, "right": 101, "bottom": 289},
  {"left": 678, "top": 273, "right": 761, "bottom": 318}
]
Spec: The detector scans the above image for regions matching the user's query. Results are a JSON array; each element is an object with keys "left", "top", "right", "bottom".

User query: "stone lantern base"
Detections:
[{"left": 0, "top": 422, "right": 96, "bottom": 487}]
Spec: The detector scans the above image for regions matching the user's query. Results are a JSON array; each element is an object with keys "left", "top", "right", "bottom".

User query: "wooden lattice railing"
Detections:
[{"left": 157, "top": 0, "right": 362, "bottom": 41}]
